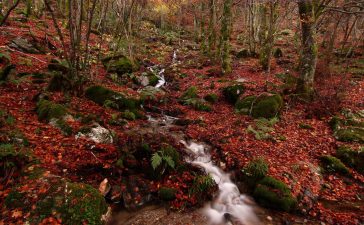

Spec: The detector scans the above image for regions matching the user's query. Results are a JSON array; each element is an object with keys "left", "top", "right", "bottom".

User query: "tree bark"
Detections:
[
  {"left": 296, "top": 0, "right": 318, "bottom": 98},
  {"left": 220, "top": 0, "right": 233, "bottom": 74}
]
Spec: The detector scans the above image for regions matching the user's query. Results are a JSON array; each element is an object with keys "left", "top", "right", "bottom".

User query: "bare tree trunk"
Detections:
[
  {"left": 220, "top": 0, "right": 233, "bottom": 74},
  {"left": 259, "top": 1, "right": 278, "bottom": 72},
  {"left": 296, "top": 0, "right": 318, "bottom": 98},
  {"left": 208, "top": 0, "right": 216, "bottom": 56}
]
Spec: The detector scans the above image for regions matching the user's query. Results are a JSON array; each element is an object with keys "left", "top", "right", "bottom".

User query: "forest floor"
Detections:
[{"left": 1, "top": 7, "right": 364, "bottom": 225}]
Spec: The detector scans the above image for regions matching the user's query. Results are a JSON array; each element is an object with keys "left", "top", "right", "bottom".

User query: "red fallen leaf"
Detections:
[{"left": 11, "top": 209, "right": 22, "bottom": 218}]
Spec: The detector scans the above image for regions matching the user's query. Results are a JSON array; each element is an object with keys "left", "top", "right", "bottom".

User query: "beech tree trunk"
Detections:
[
  {"left": 220, "top": 0, "right": 232, "bottom": 74},
  {"left": 207, "top": 0, "right": 216, "bottom": 56},
  {"left": 296, "top": 0, "right": 318, "bottom": 98}
]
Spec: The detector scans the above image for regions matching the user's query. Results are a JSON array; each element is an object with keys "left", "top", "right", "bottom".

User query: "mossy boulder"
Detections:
[
  {"left": 180, "top": 86, "right": 198, "bottom": 100},
  {"left": 335, "top": 128, "right": 364, "bottom": 143},
  {"left": 336, "top": 146, "right": 364, "bottom": 174},
  {"left": 121, "top": 110, "right": 136, "bottom": 121},
  {"left": 158, "top": 187, "right": 177, "bottom": 201},
  {"left": 222, "top": 84, "right": 245, "bottom": 104},
  {"left": 242, "top": 158, "right": 269, "bottom": 189},
  {"left": 85, "top": 85, "right": 139, "bottom": 112},
  {"left": 102, "top": 53, "right": 136, "bottom": 75},
  {"left": 253, "top": 176, "right": 297, "bottom": 212},
  {"left": 33, "top": 181, "right": 107, "bottom": 225},
  {"left": 320, "top": 155, "right": 350, "bottom": 175},
  {"left": 236, "top": 94, "right": 283, "bottom": 118},
  {"left": 204, "top": 93, "right": 218, "bottom": 103},
  {"left": 36, "top": 99, "right": 67, "bottom": 121}
]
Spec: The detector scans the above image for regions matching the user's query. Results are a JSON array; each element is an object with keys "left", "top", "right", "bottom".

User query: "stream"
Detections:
[
  {"left": 110, "top": 114, "right": 261, "bottom": 225},
  {"left": 111, "top": 51, "right": 261, "bottom": 225}
]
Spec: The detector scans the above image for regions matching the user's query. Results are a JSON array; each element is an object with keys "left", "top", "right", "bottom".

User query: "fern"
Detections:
[
  {"left": 163, "top": 155, "right": 175, "bottom": 169},
  {"left": 151, "top": 152, "right": 162, "bottom": 170}
]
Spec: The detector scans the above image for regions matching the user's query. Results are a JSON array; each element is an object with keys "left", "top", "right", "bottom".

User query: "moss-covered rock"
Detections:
[
  {"left": 235, "top": 96, "right": 257, "bottom": 115},
  {"left": 242, "top": 158, "right": 269, "bottom": 181},
  {"left": 253, "top": 176, "right": 297, "bottom": 212},
  {"left": 158, "top": 187, "right": 177, "bottom": 201},
  {"left": 33, "top": 181, "right": 107, "bottom": 225},
  {"left": 36, "top": 99, "right": 67, "bottom": 121},
  {"left": 85, "top": 85, "right": 139, "bottom": 112},
  {"left": 336, "top": 146, "right": 364, "bottom": 174},
  {"left": 102, "top": 54, "right": 135, "bottom": 75},
  {"left": 121, "top": 110, "right": 136, "bottom": 121},
  {"left": 180, "top": 86, "right": 198, "bottom": 100},
  {"left": 236, "top": 94, "right": 283, "bottom": 118},
  {"left": 320, "top": 155, "right": 350, "bottom": 175},
  {"left": 204, "top": 93, "right": 218, "bottom": 103},
  {"left": 222, "top": 84, "right": 245, "bottom": 104},
  {"left": 183, "top": 98, "right": 212, "bottom": 112},
  {"left": 335, "top": 128, "right": 364, "bottom": 143}
]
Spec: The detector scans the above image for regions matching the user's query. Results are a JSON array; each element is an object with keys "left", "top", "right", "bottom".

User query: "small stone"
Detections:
[{"left": 267, "top": 216, "right": 272, "bottom": 221}]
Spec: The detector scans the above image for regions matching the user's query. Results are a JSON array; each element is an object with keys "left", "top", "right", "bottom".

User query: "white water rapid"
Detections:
[{"left": 181, "top": 140, "right": 260, "bottom": 225}]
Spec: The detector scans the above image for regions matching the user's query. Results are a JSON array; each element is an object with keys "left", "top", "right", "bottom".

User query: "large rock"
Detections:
[
  {"left": 76, "top": 124, "right": 113, "bottom": 144},
  {"left": 101, "top": 53, "right": 136, "bottom": 75},
  {"left": 9, "top": 37, "right": 42, "bottom": 54},
  {"left": 235, "top": 94, "right": 283, "bottom": 118},
  {"left": 253, "top": 176, "right": 297, "bottom": 212},
  {"left": 222, "top": 84, "right": 245, "bottom": 104},
  {"left": 5, "top": 176, "right": 108, "bottom": 225},
  {"left": 85, "top": 85, "right": 140, "bottom": 112}
]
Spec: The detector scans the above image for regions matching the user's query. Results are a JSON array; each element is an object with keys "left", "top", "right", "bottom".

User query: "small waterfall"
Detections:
[{"left": 181, "top": 140, "right": 260, "bottom": 225}]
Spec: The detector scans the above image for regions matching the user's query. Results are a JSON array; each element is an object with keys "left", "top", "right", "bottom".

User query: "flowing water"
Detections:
[{"left": 181, "top": 140, "right": 260, "bottom": 225}]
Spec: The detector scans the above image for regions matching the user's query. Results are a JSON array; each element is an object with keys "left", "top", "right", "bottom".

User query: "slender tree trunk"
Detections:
[
  {"left": 220, "top": 0, "right": 233, "bottom": 74},
  {"left": 207, "top": 0, "right": 216, "bottom": 56},
  {"left": 259, "top": 2, "right": 277, "bottom": 72},
  {"left": 200, "top": 2, "right": 207, "bottom": 54},
  {"left": 296, "top": 0, "right": 317, "bottom": 98}
]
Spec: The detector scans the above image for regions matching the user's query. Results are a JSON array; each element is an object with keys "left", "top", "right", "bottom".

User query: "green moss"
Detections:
[
  {"left": 33, "top": 181, "right": 107, "bottom": 225},
  {"left": 335, "top": 128, "right": 364, "bottom": 143},
  {"left": 252, "top": 94, "right": 283, "bottom": 118},
  {"left": 5, "top": 191, "right": 26, "bottom": 209},
  {"left": 253, "top": 176, "right": 296, "bottom": 212},
  {"left": 85, "top": 85, "right": 139, "bottom": 112},
  {"left": 121, "top": 110, "right": 136, "bottom": 121},
  {"left": 336, "top": 146, "right": 364, "bottom": 174},
  {"left": 148, "top": 74, "right": 159, "bottom": 86},
  {"left": 243, "top": 158, "right": 269, "bottom": 181},
  {"left": 183, "top": 98, "right": 212, "bottom": 111},
  {"left": 235, "top": 96, "right": 257, "bottom": 114},
  {"left": 320, "top": 155, "right": 350, "bottom": 175},
  {"left": 189, "top": 175, "right": 216, "bottom": 197},
  {"left": 236, "top": 94, "right": 283, "bottom": 118},
  {"left": 36, "top": 99, "right": 67, "bottom": 121},
  {"left": 204, "top": 93, "right": 218, "bottom": 103},
  {"left": 159, "top": 187, "right": 177, "bottom": 201},
  {"left": 329, "top": 116, "right": 342, "bottom": 130},
  {"left": 102, "top": 54, "right": 134, "bottom": 75},
  {"left": 160, "top": 145, "right": 180, "bottom": 164},
  {"left": 222, "top": 84, "right": 245, "bottom": 104},
  {"left": 180, "top": 86, "right": 198, "bottom": 100},
  {"left": 55, "top": 119, "right": 72, "bottom": 136}
]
